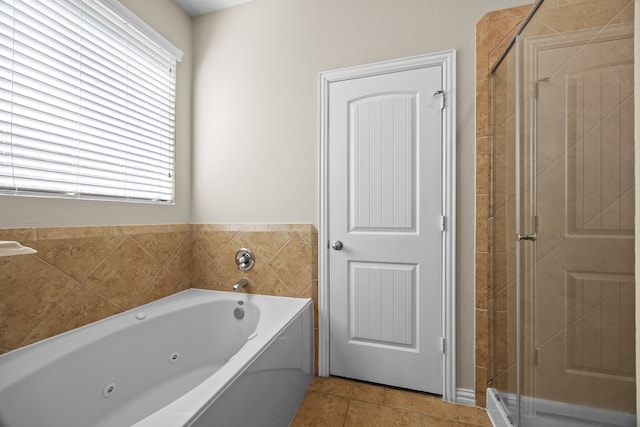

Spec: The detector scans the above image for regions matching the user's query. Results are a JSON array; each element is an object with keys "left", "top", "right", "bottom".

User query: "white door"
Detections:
[{"left": 327, "top": 63, "right": 445, "bottom": 393}]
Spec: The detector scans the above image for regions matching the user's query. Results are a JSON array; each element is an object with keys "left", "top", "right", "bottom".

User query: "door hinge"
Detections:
[
  {"left": 441, "top": 337, "right": 446, "bottom": 354},
  {"left": 440, "top": 216, "right": 446, "bottom": 232},
  {"left": 433, "top": 90, "right": 445, "bottom": 109}
]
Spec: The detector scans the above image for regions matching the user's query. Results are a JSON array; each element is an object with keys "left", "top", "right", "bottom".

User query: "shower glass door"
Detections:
[
  {"left": 490, "top": 32, "right": 519, "bottom": 423},
  {"left": 516, "top": 1, "right": 636, "bottom": 425}
]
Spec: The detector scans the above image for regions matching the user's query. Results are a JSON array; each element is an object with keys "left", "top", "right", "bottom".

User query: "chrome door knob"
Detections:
[{"left": 331, "top": 241, "right": 343, "bottom": 250}]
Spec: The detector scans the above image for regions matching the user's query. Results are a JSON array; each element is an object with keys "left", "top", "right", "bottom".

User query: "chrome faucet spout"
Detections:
[{"left": 233, "top": 278, "right": 249, "bottom": 292}]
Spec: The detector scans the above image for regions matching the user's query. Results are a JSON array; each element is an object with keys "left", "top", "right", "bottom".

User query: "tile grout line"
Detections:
[
  {"left": 342, "top": 397, "right": 352, "bottom": 427},
  {"left": 294, "top": 377, "right": 493, "bottom": 426}
]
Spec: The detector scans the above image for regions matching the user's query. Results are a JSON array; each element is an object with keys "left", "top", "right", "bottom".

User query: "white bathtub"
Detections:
[{"left": 0, "top": 289, "right": 313, "bottom": 427}]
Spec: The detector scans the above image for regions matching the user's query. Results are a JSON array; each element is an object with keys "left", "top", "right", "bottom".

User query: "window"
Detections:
[{"left": 0, "top": 0, "right": 183, "bottom": 203}]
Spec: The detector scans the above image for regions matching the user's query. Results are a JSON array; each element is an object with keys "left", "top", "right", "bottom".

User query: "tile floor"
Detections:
[{"left": 291, "top": 376, "right": 493, "bottom": 427}]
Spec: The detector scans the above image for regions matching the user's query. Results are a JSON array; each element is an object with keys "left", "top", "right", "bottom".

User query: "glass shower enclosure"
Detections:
[{"left": 489, "top": 1, "right": 636, "bottom": 426}]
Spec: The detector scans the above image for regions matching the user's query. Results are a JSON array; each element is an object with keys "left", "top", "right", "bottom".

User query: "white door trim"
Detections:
[{"left": 318, "top": 50, "right": 457, "bottom": 402}]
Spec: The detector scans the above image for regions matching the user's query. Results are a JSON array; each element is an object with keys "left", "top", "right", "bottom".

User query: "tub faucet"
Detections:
[{"left": 233, "top": 278, "right": 249, "bottom": 292}]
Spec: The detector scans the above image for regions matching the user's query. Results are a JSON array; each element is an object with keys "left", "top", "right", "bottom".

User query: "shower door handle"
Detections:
[{"left": 516, "top": 233, "right": 536, "bottom": 241}]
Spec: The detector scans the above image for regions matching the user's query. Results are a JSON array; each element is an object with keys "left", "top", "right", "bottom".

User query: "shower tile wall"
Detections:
[
  {"left": 475, "top": 4, "right": 532, "bottom": 408},
  {"left": 0, "top": 224, "right": 318, "bottom": 360},
  {"left": 479, "top": 0, "right": 636, "bottom": 415},
  {"left": 491, "top": 48, "right": 519, "bottom": 405},
  {"left": 514, "top": 0, "right": 635, "bottom": 413}
]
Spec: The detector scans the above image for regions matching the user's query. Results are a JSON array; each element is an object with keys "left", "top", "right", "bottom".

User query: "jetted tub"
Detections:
[{"left": 0, "top": 289, "right": 313, "bottom": 427}]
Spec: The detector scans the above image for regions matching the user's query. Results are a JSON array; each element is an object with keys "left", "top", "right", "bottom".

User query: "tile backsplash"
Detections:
[
  {"left": 191, "top": 224, "right": 317, "bottom": 298},
  {"left": 0, "top": 224, "right": 317, "bottom": 354}
]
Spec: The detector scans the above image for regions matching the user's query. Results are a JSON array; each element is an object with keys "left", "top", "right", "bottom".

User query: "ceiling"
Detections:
[{"left": 174, "top": 0, "right": 252, "bottom": 16}]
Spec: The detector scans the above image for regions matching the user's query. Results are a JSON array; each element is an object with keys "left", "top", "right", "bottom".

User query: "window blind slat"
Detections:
[
  {"left": 10, "top": 114, "right": 174, "bottom": 161},
  {"left": 10, "top": 61, "right": 178, "bottom": 143},
  {"left": 0, "top": 0, "right": 178, "bottom": 203},
  {"left": 8, "top": 151, "right": 173, "bottom": 187},
  {"left": 9, "top": 132, "right": 174, "bottom": 178}
]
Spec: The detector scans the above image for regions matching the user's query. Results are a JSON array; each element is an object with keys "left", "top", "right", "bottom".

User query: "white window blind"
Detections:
[{"left": 0, "top": 0, "right": 183, "bottom": 203}]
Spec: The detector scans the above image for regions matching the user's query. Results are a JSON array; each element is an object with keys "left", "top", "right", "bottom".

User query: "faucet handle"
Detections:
[
  {"left": 235, "top": 248, "right": 254, "bottom": 271},
  {"left": 238, "top": 253, "right": 250, "bottom": 268}
]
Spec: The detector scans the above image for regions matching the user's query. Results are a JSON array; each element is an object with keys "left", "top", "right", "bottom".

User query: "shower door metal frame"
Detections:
[{"left": 515, "top": 29, "right": 538, "bottom": 424}]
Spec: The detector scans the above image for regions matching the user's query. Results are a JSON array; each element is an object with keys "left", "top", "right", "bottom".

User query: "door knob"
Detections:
[{"left": 331, "top": 241, "right": 343, "bottom": 250}]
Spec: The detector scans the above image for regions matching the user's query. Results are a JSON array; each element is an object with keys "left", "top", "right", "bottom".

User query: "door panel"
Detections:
[
  {"left": 328, "top": 65, "right": 443, "bottom": 393},
  {"left": 350, "top": 262, "right": 415, "bottom": 347},
  {"left": 350, "top": 94, "right": 415, "bottom": 231}
]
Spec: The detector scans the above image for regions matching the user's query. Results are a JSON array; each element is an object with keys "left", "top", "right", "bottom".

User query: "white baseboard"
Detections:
[{"left": 455, "top": 388, "right": 476, "bottom": 406}]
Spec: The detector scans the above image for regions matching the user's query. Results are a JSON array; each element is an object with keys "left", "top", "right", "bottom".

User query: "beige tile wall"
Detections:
[
  {"left": 505, "top": 0, "right": 636, "bottom": 413},
  {"left": 0, "top": 224, "right": 318, "bottom": 359},
  {"left": 475, "top": 4, "right": 532, "bottom": 408},
  {"left": 0, "top": 224, "right": 193, "bottom": 353},
  {"left": 477, "top": 0, "right": 635, "bottom": 411},
  {"left": 191, "top": 224, "right": 317, "bottom": 298},
  {"left": 191, "top": 223, "right": 319, "bottom": 371},
  {"left": 491, "top": 32, "right": 519, "bottom": 401}
]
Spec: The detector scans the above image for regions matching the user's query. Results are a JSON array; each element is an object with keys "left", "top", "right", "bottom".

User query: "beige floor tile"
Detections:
[
  {"left": 385, "top": 388, "right": 460, "bottom": 420},
  {"left": 456, "top": 404, "right": 492, "bottom": 426},
  {"left": 344, "top": 400, "right": 421, "bottom": 427},
  {"left": 293, "top": 377, "right": 493, "bottom": 427},
  {"left": 422, "top": 414, "right": 464, "bottom": 426},
  {"left": 290, "top": 390, "right": 349, "bottom": 427},
  {"left": 309, "top": 376, "right": 386, "bottom": 404}
]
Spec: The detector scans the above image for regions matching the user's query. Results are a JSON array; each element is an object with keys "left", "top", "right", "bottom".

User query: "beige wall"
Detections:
[
  {"left": 0, "top": 0, "right": 193, "bottom": 228},
  {"left": 191, "top": 0, "right": 530, "bottom": 391}
]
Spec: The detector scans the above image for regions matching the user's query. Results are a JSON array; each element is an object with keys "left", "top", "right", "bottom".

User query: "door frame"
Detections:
[{"left": 318, "top": 51, "right": 457, "bottom": 401}]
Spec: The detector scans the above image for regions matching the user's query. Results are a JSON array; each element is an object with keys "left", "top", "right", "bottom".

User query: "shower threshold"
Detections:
[{"left": 486, "top": 388, "right": 636, "bottom": 427}]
